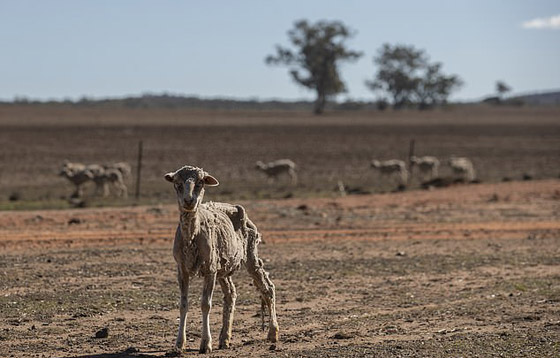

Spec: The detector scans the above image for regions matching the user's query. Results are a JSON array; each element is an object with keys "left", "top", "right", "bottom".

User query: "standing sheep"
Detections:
[
  {"left": 255, "top": 159, "right": 297, "bottom": 184},
  {"left": 87, "top": 164, "right": 109, "bottom": 197},
  {"left": 164, "top": 165, "right": 278, "bottom": 353},
  {"left": 98, "top": 168, "right": 128, "bottom": 198},
  {"left": 410, "top": 156, "right": 440, "bottom": 181},
  {"left": 370, "top": 159, "right": 408, "bottom": 186},
  {"left": 448, "top": 156, "right": 476, "bottom": 181},
  {"left": 59, "top": 164, "right": 93, "bottom": 198}
]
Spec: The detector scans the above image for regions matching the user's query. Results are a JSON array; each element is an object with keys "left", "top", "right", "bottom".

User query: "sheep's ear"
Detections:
[
  {"left": 164, "top": 172, "right": 175, "bottom": 182},
  {"left": 204, "top": 174, "right": 219, "bottom": 187}
]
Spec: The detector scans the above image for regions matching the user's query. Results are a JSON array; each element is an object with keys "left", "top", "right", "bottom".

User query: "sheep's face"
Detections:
[{"left": 164, "top": 166, "right": 219, "bottom": 213}]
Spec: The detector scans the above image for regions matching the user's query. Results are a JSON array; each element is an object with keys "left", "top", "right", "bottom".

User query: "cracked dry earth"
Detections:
[{"left": 1, "top": 180, "right": 559, "bottom": 357}]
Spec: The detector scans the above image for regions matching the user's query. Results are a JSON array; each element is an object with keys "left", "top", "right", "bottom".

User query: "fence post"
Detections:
[
  {"left": 408, "top": 139, "right": 415, "bottom": 184},
  {"left": 135, "top": 140, "right": 143, "bottom": 200}
]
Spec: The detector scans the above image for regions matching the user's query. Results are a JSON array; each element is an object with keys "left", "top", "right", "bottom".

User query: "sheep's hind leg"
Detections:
[
  {"left": 218, "top": 276, "right": 237, "bottom": 349},
  {"left": 289, "top": 169, "right": 298, "bottom": 185},
  {"left": 246, "top": 240, "right": 279, "bottom": 343},
  {"left": 118, "top": 182, "right": 128, "bottom": 198},
  {"left": 200, "top": 273, "right": 216, "bottom": 353}
]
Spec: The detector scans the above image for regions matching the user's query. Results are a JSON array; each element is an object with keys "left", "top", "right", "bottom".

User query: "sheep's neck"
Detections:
[{"left": 179, "top": 211, "right": 199, "bottom": 242}]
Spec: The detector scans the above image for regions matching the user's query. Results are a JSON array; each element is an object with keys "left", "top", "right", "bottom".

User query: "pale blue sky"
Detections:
[{"left": 0, "top": 0, "right": 559, "bottom": 102}]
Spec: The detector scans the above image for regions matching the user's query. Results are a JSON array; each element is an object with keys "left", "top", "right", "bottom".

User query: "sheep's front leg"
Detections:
[
  {"left": 218, "top": 276, "right": 237, "bottom": 349},
  {"left": 200, "top": 272, "right": 216, "bottom": 354},
  {"left": 73, "top": 184, "right": 82, "bottom": 198},
  {"left": 175, "top": 267, "right": 190, "bottom": 351},
  {"left": 102, "top": 182, "right": 109, "bottom": 197}
]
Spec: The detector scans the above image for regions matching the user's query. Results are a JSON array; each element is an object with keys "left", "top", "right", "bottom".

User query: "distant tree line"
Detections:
[
  {"left": 0, "top": 94, "right": 324, "bottom": 111},
  {"left": 266, "top": 19, "right": 463, "bottom": 114}
]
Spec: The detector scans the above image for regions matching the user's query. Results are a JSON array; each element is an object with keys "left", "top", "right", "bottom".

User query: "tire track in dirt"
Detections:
[
  {"left": 1, "top": 220, "right": 558, "bottom": 251},
  {"left": 1, "top": 180, "right": 558, "bottom": 251}
]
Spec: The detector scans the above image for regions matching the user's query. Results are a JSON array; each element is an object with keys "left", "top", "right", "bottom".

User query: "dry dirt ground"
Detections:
[
  {"left": 1, "top": 106, "right": 559, "bottom": 206},
  {"left": 1, "top": 179, "right": 559, "bottom": 357}
]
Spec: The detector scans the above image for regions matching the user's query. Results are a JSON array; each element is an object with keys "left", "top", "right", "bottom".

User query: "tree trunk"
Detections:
[{"left": 314, "top": 91, "right": 326, "bottom": 115}]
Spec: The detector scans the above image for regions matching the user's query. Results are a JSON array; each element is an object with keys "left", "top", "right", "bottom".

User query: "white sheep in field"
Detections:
[
  {"left": 59, "top": 163, "right": 93, "bottom": 198},
  {"left": 86, "top": 164, "right": 108, "bottom": 197},
  {"left": 91, "top": 162, "right": 130, "bottom": 197},
  {"left": 448, "top": 156, "right": 476, "bottom": 181},
  {"left": 410, "top": 156, "right": 440, "bottom": 181},
  {"left": 61, "top": 161, "right": 130, "bottom": 198},
  {"left": 255, "top": 159, "right": 297, "bottom": 184},
  {"left": 164, "top": 165, "right": 278, "bottom": 353},
  {"left": 95, "top": 167, "right": 128, "bottom": 198},
  {"left": 370, "top": 159, "right": 408, "bottom": 185}
]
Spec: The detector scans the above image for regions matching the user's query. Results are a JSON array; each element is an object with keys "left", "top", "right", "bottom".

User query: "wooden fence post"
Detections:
[
  {"left": 408, "top": 139, "right": 415, "bottom": 184},
  {"left": 135, "top": 140, "right": 143, "bottom": 200}
]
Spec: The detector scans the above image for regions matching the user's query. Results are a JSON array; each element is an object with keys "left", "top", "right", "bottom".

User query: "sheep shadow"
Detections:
[{"left": 60, "top": 348, "right": 195, "bottom": 358}]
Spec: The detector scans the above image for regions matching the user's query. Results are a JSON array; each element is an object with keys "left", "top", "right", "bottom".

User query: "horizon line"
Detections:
[{"left": 3, "top": 87, "right": 560, "bottom": 105}]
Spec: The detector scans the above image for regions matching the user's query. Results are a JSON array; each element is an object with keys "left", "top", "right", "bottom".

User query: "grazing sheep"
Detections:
[
  {"left": 255, "top": 159, "right": 297, "bottom": 184},
  {"left": 164, "top": 165, "right": 278, "bottom": 353},
  {"left": 59, "top": 164, "right": 93, "bottom": 198},
  {"left": 370, "top": 159, "right": 408, "bottom": 185},
  {"left": 448, "top": 156, "right": 476, "bottom": 181},
  {"left": 410, "top": 156, "right": 440, "bottom": 181}
]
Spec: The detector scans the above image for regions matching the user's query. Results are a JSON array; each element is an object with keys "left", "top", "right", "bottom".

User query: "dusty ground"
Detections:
[
  {"left": 1, "top": 106, "right": 559, "bottom": 207},
  {"left": 1, "top": 179, "right": 559, "bottom": 357}
]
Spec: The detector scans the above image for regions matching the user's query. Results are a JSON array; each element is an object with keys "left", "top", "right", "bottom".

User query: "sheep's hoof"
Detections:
[
  {"left": 199, "top": 339, "right": 212, "bottom": 354},
  {"left": 170, "top": 347, "right": 184, "bottom": 357},
  {"left": 218, "top": 333, "right": 230, "bottom": 349},
  {"left": 267, "top": 327, "right": 279, "bottom": 343},
  {"left": 175, "top": 339, "right": 186, "bottom": 352}
]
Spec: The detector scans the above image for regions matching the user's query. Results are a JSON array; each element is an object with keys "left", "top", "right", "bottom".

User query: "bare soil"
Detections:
[
  {"left": 1, "top": 106, "right": 559, "bottom": 207},
  {"left": 1, "top": 179, "right": 559, "bottom": 357}
]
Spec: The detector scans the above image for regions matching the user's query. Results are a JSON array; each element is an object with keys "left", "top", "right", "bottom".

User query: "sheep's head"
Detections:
[
  {"left": 371, "top": 160, "right": 380, "bottom": 168},
  {"left": 255, "top": 161, "right": 265, "bottom": 170},
  {"left": 164, "top": 166, "right": 219, "bottom": 213}
]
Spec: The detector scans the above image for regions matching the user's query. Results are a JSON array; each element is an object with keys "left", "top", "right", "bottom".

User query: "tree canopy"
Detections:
[
  {"left": 366, "top": 44, "right": 462, "bottom": 109},
  {"left": 496, "top": 81, "right": 512, "bottom": 97},
  {"left": 266, "top": 19, "right": 362, "bottom": 114}
]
